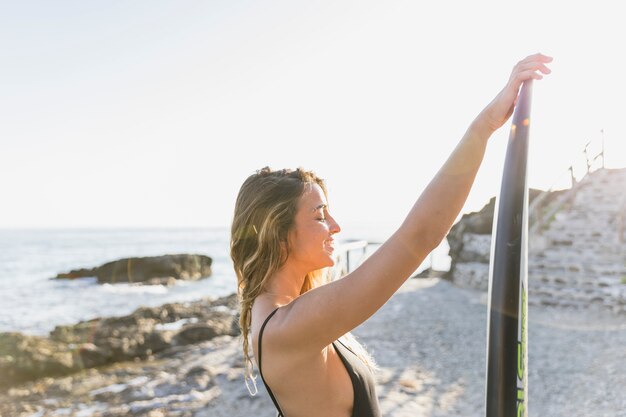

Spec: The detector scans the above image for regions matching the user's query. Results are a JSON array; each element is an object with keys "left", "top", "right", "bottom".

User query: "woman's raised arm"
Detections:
[{"left": 278, "top": 53, "right": 552, "bottom": 351}]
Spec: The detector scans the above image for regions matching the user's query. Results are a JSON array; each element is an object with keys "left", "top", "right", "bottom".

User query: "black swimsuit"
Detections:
[{"left": 257, "top": 308, "right": 381, "bottom": 417}]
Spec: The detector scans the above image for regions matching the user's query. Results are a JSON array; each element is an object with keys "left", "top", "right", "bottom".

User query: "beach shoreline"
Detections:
[{"left": 2, "top": 277, "right": 625, "bottom": 417}]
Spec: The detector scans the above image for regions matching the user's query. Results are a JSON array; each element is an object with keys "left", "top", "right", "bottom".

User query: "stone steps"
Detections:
[
  {"left": 530, "top": 251, "right": 623, "bottom": 264},
  {"left": 528, "top": 282, "right": 626, "bottom": 313},
  {"left": 529, "top": 273, "right": 623, "bottom": 287},
  {"left": 529, "top": 263, "right": 625, "bottom": 276},
  {"left": 449, "top": 168, "right": 626, "bottom": 315},
  {"left": 528, "top": 280, "right": 626, "bottom": 303},
  {"left": 527, "top": 168, "right": 626, "bottom": 313},
  {"left": 544, "top": 227, "right": 621, "bottom": 239}
]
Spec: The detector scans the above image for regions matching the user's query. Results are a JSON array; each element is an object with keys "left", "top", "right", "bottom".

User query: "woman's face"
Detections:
[{"left": 287, "top": 183, "right": 341, "bottom": 272}]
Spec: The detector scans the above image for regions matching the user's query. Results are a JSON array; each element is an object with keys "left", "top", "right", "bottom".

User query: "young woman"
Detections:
[{"left": 230, "top": 53, "right": 552, "bottom": 417}]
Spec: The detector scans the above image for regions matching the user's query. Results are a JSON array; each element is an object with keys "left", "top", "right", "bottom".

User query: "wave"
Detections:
[{"left": 99, "top": 283, "right": 169, "bottom": 295}]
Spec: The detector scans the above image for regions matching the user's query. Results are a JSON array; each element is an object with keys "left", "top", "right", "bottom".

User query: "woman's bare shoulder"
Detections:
[{"left": 251, "top": 297, "right": 323, "bottom": 361}]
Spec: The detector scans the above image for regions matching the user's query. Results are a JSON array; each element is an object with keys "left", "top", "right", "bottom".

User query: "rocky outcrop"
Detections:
[
  {"left": 0, "top": 294, "right": 238, "bottom": 390},
  {"left": 446, "top": 168, "right": 626, "bottom": 313},
  {"left": 444, "top": 196, "right": 496, "bottom": 290},
  {"left": 54, "top": 254, "right": 213, "bottom": 285},
  {"left": 446, "top": 189, "right": 552, "bottom": 290}
]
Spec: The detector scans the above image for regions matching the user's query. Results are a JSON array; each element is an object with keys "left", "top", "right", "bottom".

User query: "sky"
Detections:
[{"left": 1, "top": 0, "right": 625, "bottom": 240}]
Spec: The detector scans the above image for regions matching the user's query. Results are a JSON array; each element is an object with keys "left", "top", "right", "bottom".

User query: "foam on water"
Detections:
[{"left": 100, "top": 282, "right": 170, "bottom": 295}]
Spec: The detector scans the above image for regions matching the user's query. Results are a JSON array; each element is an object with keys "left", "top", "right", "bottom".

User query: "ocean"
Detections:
[
  {"left": 0, "top": 227, "right": 449, "bottom": 336},
  {"left": 0, "top": 228, "right": 238, "bottom": 336}
]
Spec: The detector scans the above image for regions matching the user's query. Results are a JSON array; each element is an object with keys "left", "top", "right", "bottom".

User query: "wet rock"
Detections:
[{"left": 54, "top": 254, "right": 213, "bottom": 285}]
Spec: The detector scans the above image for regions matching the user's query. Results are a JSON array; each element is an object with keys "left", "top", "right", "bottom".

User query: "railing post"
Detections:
[
  {"left": 332, "top": 240, "right": 370, "bottom": 279},
  {"left": 600, "top": 128, "right": 605, "bottom": 169}
]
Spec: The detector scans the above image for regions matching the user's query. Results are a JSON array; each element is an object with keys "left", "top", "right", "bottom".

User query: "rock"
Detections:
[
  {"left": 0, "top": 294, "right": 239, "bottom": 389},
  {"left": 452, "top": 262, "right": 490, "bottom": 291},
  {"left": 444, "top": 195, "right": 495, "bottom": 290},
  {"left": 185, "top": 365, "right": 214, "bottom": 379},
  {"left": 76, "top": 342, "right": 110, "bottom": 368},
  {"left": 174, "top": 324, "right": 222, "bottom": 345},
  {"left": 445, "top": 196, "right": 495, "bottom": 284},
  {"left": 173, "top": 312, "right": 237, "bottom": 345},
  {"left": 53, "top": 254, "right": 213, "bottom": 285},
  {"left": 458, "top": 233, "right": 492, "bottom": 263},
  {"left": 210, "top": 293, "right": 239, "bottom": 311},
  {"left": 49, "top": 318, "right": 101, "bottom": 345},
  {"left": 51, "top": 315, "right": 162, "bottom": 365},
  {"left": 0, "top": 332, "right": 79, "bottom": 389},
  {"left": 412, "top": 268, "right": 447, "bottom": 279},
  {"left": 55, "top": 267, "right": 96, "bottom": 280}
]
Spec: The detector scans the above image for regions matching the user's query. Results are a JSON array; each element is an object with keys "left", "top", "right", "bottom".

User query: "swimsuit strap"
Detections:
[{"left": 258, "top": 307, "right": 285, "bottom": 417}]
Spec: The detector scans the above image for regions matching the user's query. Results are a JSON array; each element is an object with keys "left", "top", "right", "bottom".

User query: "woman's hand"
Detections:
[{"left": 476, "top": 53, "right": 553, "bottom": 135}]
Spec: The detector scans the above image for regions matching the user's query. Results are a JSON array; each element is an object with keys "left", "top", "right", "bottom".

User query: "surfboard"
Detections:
[{"left": 485, "top": 80, "right": 532, "bottom": 417}]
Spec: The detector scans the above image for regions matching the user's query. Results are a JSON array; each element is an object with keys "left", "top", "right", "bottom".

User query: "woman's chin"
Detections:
[{"left": 316, "top": 257, "right": 335, "bottom": 270}]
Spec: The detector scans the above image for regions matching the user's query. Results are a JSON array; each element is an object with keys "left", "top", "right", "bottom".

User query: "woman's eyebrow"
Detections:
[{"left": 311, "top": 203, "right": 327, "bottom": 212}]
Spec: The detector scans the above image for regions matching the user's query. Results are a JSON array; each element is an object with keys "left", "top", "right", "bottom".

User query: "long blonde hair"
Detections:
[{"left": 230, "top": 166, "right": 376, "bottom": 393}]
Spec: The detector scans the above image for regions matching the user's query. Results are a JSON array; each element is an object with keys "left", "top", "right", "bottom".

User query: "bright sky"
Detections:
[{"left": 1, "top": 1, "right": 624, "bottom": 240}]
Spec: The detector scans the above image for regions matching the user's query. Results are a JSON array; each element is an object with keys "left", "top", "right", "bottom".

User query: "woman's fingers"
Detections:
[
  {"left": 523, "top": 62, "right": 551, "bottom": 74},
  {"left": 514, "top": 62, "right": 552, "bottom": 78},
  {"left": 517, "top": 53, "right": 553, "bottom": 66},
  {"left": 517, "top": 69, "right": 545, "bottom": 81},
  {"left": 511, "top": 54, "right": 553, "bottom": 82}
]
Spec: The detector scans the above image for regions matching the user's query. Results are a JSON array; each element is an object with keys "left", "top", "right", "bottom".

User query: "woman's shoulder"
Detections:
[
  {"left": 251, "top": 297, "right": 322, "bottom": 360},
  {"left": 250, "top": 298, "right": 286, "bottom": 357},
  {"left": 251, "top": 293, "right": 299, "bottom": 335}
]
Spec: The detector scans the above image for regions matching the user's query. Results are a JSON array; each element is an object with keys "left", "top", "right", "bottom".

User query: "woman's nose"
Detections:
[{"left": 329, "top": 215, "right": 341, "bottom": 235}]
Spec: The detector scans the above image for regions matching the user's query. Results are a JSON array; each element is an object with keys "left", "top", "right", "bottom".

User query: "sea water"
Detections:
[
  {"left": 0, "top": 228, "right": 236, "bottom": 335},
  {"left": 0, "top": 227, "right": 449, "bottom": 336}
]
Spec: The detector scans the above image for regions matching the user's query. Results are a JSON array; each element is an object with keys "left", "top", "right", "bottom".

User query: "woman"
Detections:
[{"left": 230, "top": 53, "right": 552, "bottom": 417}]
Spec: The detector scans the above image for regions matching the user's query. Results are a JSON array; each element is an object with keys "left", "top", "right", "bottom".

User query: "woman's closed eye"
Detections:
[{"left": 313, "top": 203, "right": 328, "bottom": 222}]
